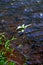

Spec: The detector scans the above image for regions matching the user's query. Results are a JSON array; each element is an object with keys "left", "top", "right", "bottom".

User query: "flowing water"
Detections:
[{"left": 0, "top": 0, "right": 43, "bottom": 65}]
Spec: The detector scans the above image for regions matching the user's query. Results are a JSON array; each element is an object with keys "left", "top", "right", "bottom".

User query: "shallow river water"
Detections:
[{"left": 0, "top": 0, "right": 43, "bottom": 65}]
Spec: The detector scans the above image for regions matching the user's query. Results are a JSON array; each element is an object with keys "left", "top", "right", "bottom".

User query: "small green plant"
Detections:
[
  {"left": 0, "top": 33, "right": 16, "bottom": 65},
  {"left": 17, "top": 24, "right": 32, "bottom": 32},
  {"left": 17, "top": 24, "right": 26, "bottom": 32},
  {"left": 8, "top": 61, "right": 16, "bottom": 65},
  {"left": 0, "top": 55, "right": 16, "bottom": 65}
]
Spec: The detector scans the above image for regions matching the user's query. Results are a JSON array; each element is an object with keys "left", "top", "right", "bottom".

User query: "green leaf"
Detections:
[
  {"left": 2, "top": 35, "right": 6, "bottom": 39},
  {"left": 0, "top": 37, "right": 2, "bottom": 44},
  {"left": 0, "top": 60, "right": 5, "bottom": 65},
  {"left": 0, "top": 56, "right": 5, "bottom": 65},
  {"left": 5, "top": 40, "right": 10, "bottom": 50},
  {"left": 11, "top": 36, "right": 17, "bottom": 41},
  {"left": 0, "top": 56, "right": 8, "bottom": 65},
  {"left": 8, "top": 61, "right": 16, "bottom": 65},
  {"left": 21, "top": 24, "right": 25, "bottom": 29},
  {"left": 1, "top": 51, "right": 6, "bottom": 56}
]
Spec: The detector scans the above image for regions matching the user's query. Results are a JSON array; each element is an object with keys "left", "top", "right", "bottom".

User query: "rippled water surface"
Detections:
[{"left": 0, "top": 0, "right": 43, "bottom": 65}]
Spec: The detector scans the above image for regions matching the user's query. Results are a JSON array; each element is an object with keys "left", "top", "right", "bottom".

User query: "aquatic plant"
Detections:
[
  {"left": 17, "top": 24, "right": 32, "bottom": 33},
  {"left": 0, "top": 33, "right": 16, "bottom": 65}
]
